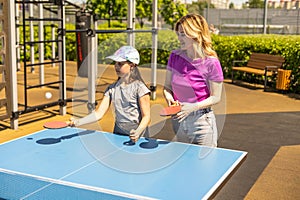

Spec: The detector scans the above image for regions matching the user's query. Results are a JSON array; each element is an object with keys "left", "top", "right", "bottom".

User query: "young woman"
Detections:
[
  {"left": 163, "top": 14, "right": 224, "bottom": 147},
  {"left": 69, "top": 46, "right": 151, "bottom": 143}
]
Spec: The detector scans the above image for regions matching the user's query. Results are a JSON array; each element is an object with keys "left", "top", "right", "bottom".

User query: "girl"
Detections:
[
  {"left": 69, "top": 46, "right": 151, "bottom": 143},
  {"left": 163, "top": 14, "right": 224, "bottom": 147}
]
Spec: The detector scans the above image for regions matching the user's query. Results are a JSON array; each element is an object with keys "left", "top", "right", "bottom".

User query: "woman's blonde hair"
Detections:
[{"left": 175, "top": 14, "right": 217, "bottom": 58}]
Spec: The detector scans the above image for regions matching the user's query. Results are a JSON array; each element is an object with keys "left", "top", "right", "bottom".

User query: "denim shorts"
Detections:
[{"left": 171, "top": 107, "right": 218, "bottom": 147}]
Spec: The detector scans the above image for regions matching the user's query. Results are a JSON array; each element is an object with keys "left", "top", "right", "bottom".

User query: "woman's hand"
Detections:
[
  {"left": 163, "top": 90, "right": 176, "bottom": 106},
  {"left": 174, "top": 102, "right": 199, "bottom": 122},
  {"left": 164, "top": 90, "right": 180, "bottom": 106}
]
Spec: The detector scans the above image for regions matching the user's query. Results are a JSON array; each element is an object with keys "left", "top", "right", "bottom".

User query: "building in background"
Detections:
[
  {"left": 181, "top": 0, "right": 230, "bottom": 9},
  {"left": 277, "top": 0, "right": 300, "bottom": 9},
  {"left": 183, "top": 0, "right": 300, "bottom": 9}
]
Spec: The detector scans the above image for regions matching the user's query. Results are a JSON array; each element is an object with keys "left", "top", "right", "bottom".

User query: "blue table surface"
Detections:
[{"left": 0, "top": 127, "right": 247, "bottom": 200}]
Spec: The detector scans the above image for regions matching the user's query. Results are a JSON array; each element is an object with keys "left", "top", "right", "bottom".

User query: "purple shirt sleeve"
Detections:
[{"left": 206, "top": 57, "right": 224, "bottom": 82}]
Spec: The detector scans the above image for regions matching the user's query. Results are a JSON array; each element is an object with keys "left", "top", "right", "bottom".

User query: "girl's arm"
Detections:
[
  {"left": 69, "top": 95, "right": 111, "bottom": 126},
  {"left": 130, "top": 94, "right": 151, "bottom": 142}
]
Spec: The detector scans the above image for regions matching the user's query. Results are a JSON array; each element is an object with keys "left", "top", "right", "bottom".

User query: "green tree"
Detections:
[
  {"left": 160, "top": 0, "right": 188, "bottom": 30},
  {"left": 229, "top": 2, "right": 234, "bottom": 9},
  {"left": 248, "top": 0, "right": 264, "bottom": 8},
  {"left": 86, "top": 0, "right": 161, "bottom": 28},
  {"left": 187, "top": 1, "right": 215, "bottom": 15},
  {"left": 136, "top": 0, "right": 163, "bottom": 28},
  {"left": 86, "top": 0, "right": 127, "bottom": 27}
]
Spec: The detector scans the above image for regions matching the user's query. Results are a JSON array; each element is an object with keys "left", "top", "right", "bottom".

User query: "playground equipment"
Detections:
[
  {"left": 0, "top": 0, "right": 158, "bottom": 129},
  {"left": 1, "top": 0, "right": 18, "bottom": 129}
]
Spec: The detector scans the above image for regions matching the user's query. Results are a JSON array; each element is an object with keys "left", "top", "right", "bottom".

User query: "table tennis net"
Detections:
[{"left": 0, "top": 171, "right": 133, "bottom": 200}]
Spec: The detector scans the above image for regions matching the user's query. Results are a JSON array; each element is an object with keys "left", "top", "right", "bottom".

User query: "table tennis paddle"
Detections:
[
  {"left": 43, "top": 121, "right": 69, "bottom": 129},
  {"left": 159, "top": 105, "right": 181, "bottom": 116}
]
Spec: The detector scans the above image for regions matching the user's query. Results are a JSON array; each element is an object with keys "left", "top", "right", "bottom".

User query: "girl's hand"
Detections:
[
  {"left": 67, "top": 117, "right": 78, "bottom": 127},
  {"left": 129, "top": 129, "right": 142, "bottom": 143}
]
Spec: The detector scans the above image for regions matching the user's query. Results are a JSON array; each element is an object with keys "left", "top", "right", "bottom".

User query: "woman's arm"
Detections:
[
  {"left": 176, "top": 81, "right": 223, "bottom": 122},
  {"left": 163, "top": 70, "right": 178, "bottom": 106},
  {"left": 130, "top": 94, "right": 151, "bottom": 142},
  {"left": 195, "top": 81, "right": 223, "bottom": 108},
  {"left": 68, "top": 95, "right": 111, "bottom": 126}
]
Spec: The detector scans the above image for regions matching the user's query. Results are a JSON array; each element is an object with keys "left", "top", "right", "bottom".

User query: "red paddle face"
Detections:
[
  {"left": 43, "top": 121, "right": 68, "bottom": 129},
  {"left": 159, "top": 105, "right": 181, "bottom": 116}
]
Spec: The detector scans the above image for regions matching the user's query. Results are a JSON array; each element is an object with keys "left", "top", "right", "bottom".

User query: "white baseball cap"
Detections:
[{"left": 106, "top": 46, "right": 140, "bottom": 65}]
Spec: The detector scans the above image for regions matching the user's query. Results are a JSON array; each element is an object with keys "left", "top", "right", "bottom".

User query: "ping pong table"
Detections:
[{"left": 0, "top": 127, "right": 247, "bottom": 200}]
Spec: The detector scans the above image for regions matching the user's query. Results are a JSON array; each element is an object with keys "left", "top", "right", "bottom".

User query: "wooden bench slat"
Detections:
[
  {"left": 247, "top": 60, "right": 280, "bottom": 71},
  {"left": 232, "top": 67, "right": 273, "bottom": 76},
  {"left": 248, "top": 58, "right": 283, "bottom": 64},
  {"left": 251, "top": 55, "right": 284, "bottom": 62},
  {"left": 250, "top": 53, "right": 285, "bottom": 61}
]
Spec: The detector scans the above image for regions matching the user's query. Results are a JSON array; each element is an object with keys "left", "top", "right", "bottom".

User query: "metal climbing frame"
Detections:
[
  {"left": 3, "top": 0, "right": 158, "bottom": 129},
  {"left": 0, "top": 0, "right": 18, "bottom": 129},
  {"left": 7, "top": 0, "right": 71, "bottom": 129},
  {"left": 0, "top": 0, "right": 17, "bottom": 126},
  {"left": 66, "top": 0, "right": 158, "bottom": 111}
]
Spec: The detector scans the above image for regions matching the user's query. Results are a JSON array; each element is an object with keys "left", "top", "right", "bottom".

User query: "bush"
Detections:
[
  {"left": 97, "top": 28, "right": 179, "bottom": 67},
  {"left": 93, "top": 32, "right": 300, "bottom": 93},
  {"left": 19, "top": 23, "right": 300, "bottom": 93}
]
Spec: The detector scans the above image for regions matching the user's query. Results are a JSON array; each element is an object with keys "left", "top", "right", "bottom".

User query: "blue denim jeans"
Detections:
[{"left": 171, "top": 108, "right": 218, "bottom": 147}]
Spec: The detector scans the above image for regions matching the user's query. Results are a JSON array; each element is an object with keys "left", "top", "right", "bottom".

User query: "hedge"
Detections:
[
  {"left": 20, "top": 24, "right": 300, "bottom": 94},
  {"left": 95, "top": 32, "right": 299, "bottom": 93}
]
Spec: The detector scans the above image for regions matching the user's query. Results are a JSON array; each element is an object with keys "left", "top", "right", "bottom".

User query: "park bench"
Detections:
[{"left": 231, "top": 53, "right": 285, "bottom": 91}]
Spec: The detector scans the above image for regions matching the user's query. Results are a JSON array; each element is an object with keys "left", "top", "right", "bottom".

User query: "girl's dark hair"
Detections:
[{"left": 128, "top": 63, "right": 146, "bottom": 84}]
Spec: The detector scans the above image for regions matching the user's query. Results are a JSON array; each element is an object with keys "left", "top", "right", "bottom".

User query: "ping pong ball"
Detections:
[{"left": 45, "top": 92, "right": 52, "bottom": 99}]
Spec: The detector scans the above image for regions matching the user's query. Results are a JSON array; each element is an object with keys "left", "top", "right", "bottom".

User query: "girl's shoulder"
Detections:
[
  {"left": 131, "top": 80, "right": 147, "bottom": 87},
  {"left": 132, "top": 80, "right": 150, "bottom": 92},
  {"left": 108, "top": 81, "right": 119, "bottom": 88},
  {"left": 105, "top": 81, "right": 121, "bottom": 92}
]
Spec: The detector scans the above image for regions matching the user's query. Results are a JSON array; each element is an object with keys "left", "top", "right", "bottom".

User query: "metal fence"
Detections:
[{"left": 204, "top": 9, "right": 300, "bottom": 35}]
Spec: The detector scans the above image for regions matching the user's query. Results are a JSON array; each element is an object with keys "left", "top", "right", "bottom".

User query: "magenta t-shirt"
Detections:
[{"left": 167, "top": 50, "right": 224, "bottom": 103}]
